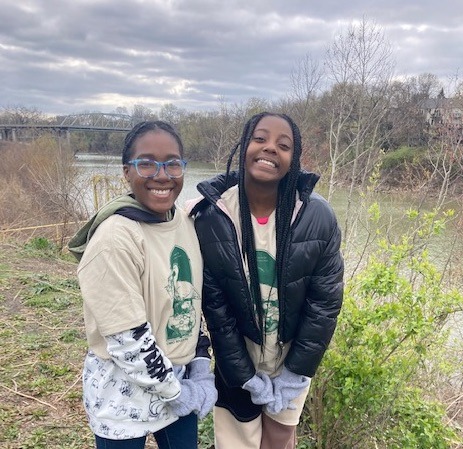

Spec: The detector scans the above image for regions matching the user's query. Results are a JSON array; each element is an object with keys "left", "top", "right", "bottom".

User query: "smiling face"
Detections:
[
  {"left": 244, "top": 115, "right": 294, "bottom": 188},
  {"left": 123, "top": 130, "right": 184, "bottom": 218}
]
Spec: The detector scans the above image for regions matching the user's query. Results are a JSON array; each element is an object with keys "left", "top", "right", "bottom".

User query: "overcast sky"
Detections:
[{"left": 1, "top": 0, "right": 462, "bottom": 117}]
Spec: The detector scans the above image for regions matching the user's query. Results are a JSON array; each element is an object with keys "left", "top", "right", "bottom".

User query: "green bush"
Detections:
[
  {"left": 302, "top": 207, "right": 462, "bottom": 448},
  {"left": 381, "top": 146, "right": 425, "bottom": 170},
  {"left": 198, "top": 412, "right": 215, "bottom": 448}
]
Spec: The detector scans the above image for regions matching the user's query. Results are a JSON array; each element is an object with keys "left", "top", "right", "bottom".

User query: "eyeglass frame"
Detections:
[{"left": 127, "top": 158, "right": 187, "bottom": 179}]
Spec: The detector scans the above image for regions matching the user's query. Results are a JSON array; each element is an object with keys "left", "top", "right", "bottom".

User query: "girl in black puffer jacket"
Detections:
[{"left": 190, "top": 112, "right": 344, "bottom": 449}]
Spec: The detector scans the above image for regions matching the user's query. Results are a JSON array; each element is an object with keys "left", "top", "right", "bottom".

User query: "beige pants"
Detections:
[
  {"left": 213, "top": 386, "right": 309, "bottom": 449},
  {"left": 214, "top": 407, "right": 295, "bottom": 449}
]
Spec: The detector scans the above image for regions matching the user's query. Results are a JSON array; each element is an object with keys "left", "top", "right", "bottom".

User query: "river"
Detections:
[
  {"left": 73, "top": 153, "right": 460, "bottom": 224},
  {"left": 74, "top": 154, "right": 219, "bottom": 211},
  {"left": 73, "top": 154, "right": 461, "bottom": 272}
]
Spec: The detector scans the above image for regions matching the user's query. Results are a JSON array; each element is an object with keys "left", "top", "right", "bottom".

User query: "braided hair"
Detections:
[
  {"left": 225, "top": 112, "right": 302, "bottom": 338},
  {"left": 122, "top": 120, "right": 184, "bottom": 164}
]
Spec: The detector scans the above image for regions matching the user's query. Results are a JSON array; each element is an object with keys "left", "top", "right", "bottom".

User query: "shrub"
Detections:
[
  {"left": 381, "top": 146, "right": 425, "bottom": 170},
  {"left": 0, "top": 137, "right": 86, "bottom": 247},
  {"left": 302, "top": 207, "right": 463, "bottom": 448}
]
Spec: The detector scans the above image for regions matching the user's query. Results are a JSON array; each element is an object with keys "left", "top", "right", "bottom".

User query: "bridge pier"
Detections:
[
  {"left": 57, "top": 128, "right": 71, "bottom": 147},
  {"left": 1, "top": 128, "right": 17, "bottom": 141}
]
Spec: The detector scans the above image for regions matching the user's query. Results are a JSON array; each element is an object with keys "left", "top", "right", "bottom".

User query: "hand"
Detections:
[
  {"left": 242, "top": 372, "right": 274, "bottom": 406},
  {"left": 169, "top": 359, "right": 217, "bottom": 419},
  {"left": 168, "top": 378, "right": 203, "bottom": 417},
  {"left": 265, "top": 367, "right": 311, "bottom": 415},
  {"left": 188, "top": 358, "right": 217, "bottom": 419}
]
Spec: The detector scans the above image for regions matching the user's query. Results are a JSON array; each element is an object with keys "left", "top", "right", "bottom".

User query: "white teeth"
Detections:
[
  {"left": 150, "top": 189, "right": 170, "bottom": 196},
  {"left": 257, "top": 159, "right": 276, "bottom": 168}
]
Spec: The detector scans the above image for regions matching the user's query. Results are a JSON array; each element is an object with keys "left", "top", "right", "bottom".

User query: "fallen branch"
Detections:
[{"left": 0, "top": 381, "right": 58, "bottom": 410}]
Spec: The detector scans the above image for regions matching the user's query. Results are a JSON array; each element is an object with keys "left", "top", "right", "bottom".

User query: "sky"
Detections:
[{"left": 1, "top": 0, "right": 462, "bottom": 117}]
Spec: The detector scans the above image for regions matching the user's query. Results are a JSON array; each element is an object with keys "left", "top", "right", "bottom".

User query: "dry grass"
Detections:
[
  {"left": 0, "top": 239, "right": 92, "bottom": 448},
  {"left": 0, "top": 139, "right": 88, "bottom": 244}
]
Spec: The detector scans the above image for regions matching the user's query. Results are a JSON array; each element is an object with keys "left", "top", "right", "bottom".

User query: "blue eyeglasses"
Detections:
[{"left": 127, "top": 158, "right": 187, "bottom": 179}]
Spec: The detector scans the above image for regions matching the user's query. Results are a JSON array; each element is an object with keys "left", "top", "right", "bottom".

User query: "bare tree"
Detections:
[
  {"left": 384, "top": 77, "right": 435, "bottom": 149},
  {"left": 323, "top": 18, "right": 395, "bottom": 240},
  {"left": 288, "top": 53, "right": 324, "bottom": 132},
  {"left": 131, "top": 104, "right": 157, "bottom": 123},
  {"left": 0, "top": 105, "right": 46, "bottom": 124},
  {"left": 201, "top": 98, "right": 243, "bottom": 170},
  {"left": 424, "top": 97, "right": 463, "bottom": 206}
]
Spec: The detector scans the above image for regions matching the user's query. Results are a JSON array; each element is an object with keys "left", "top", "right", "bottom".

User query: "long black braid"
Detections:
[
  {"left": 225, "top": 112, "right": 302, "bottom": 339},
  {"left": 122, "top": 120, "right": 184, "bottom": 164}
]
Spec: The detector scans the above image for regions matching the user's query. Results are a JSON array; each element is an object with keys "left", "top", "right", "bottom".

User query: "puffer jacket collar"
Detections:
[{"left": 190, "top": 169, "right": 320, "bottom": 217}]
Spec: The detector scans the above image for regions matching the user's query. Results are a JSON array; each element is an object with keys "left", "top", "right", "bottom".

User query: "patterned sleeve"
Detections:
[
  {"left": 105, "top": 321, "right": 181, "bottom": 402},
  {"left": 193, "top": 316, "right": 212, "bottom": 360}
]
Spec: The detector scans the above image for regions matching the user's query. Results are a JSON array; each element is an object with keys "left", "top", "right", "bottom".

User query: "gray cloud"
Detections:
[{"left": 1, "top": 0, "right": 462, "bottom": 115}]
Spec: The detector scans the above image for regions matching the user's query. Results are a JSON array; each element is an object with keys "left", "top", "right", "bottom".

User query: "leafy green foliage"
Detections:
[
  {"left": 302, "top": 207, "right": 463, "bottom": 448},
  {"left": 24, "top": 236, "right": 57, "bottom": 252},
  {"left": 198, "top": 412, "right": 215, "bottom": 448},
  {"left": 381, "top": 146, "right": 426, "bottom": 170}
]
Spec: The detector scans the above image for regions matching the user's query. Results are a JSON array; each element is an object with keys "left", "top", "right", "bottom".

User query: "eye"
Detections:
[
  {"left": 253, "top": 135, "right": 265, "bottom": 143},
  {"left": 138, "top": 160, "right": 154, "bottom": 168},
  {"left": 167, "top": 159, "right": 182, "bottom": 167},
  {"left": 279, "top": 143, "right": 292, "bottom": 151}
]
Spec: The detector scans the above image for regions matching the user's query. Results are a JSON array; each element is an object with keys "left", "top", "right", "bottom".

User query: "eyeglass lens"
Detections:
[{"left": 135, "top": 159, "right": 185, "bottom": 178}]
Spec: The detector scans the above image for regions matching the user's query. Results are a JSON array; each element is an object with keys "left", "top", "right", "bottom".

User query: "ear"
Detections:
[{"left": 123, "top": 165, "right": 130, "bottom": 182}]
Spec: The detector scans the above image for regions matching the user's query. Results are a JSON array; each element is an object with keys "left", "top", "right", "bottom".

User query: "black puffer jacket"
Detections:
[{"left": 191, "top": 171, "right": 344, "bottom": 389}]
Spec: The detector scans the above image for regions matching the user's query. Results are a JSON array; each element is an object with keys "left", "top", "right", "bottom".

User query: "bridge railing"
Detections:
[
  {"left": 0, "top": 112, "right": 135, "bottom": 141},
  {"left": 59, "top": 112, "right": 134, "bottom": 129}
]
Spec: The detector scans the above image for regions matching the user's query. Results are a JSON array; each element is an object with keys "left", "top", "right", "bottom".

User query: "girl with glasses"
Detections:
[{"left": 69, "top": 121, "right": 216, "bottom": 449}]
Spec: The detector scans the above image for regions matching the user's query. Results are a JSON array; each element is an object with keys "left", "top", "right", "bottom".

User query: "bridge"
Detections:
[{"left": 0, "top": 112, "right": 135, "bottom": 142}]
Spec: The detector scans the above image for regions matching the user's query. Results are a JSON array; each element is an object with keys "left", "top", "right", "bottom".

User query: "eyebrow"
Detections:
[
  {"left": 133, "top": 153, "right": 182, "bottom": 160},
  {"left": 254, "top": 128, "right": 293, "bottom": 141}
]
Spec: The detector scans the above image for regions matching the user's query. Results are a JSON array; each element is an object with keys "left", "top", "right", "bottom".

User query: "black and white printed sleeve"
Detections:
[{"left": 104, "top": 321, "right": 181, "bottom": 401}]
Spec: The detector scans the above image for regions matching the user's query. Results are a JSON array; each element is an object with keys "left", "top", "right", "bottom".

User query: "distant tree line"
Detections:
[{"left": 1, "top": 19, "right": 462, "bottom": 199}]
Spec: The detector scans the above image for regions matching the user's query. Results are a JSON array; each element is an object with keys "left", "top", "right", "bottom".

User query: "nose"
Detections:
[
  {"left": 155, "top": 164, "right": 170, "bottom": 180},
  {"left": 263, "top": 141, "right": 277, "bottom": 153}
]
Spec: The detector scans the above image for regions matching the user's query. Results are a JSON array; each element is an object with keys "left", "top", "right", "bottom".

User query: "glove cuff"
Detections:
[
  {"left": 280, "top": 366, "right": 310, "bottom": 384},
  {"left": 188, "top": 358, "right": 212, "bottom": 379},
  {"left": 242, "top": 373, "right": 274, "bottom": 406},
  {"left": 242, "top": 373, "right": 261, "bottom": 393}
]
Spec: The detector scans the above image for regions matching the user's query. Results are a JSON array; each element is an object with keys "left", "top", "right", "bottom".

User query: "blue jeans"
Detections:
[{"left": 95, "top": 413, "right": 198, "bottom": 449}]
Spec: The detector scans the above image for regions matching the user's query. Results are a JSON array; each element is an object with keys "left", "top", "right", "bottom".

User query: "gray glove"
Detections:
[
  {"left": 168, "top": 378, "right": 203, "bottom": 417},
  {"left": 173, "top": 364, "right": 186, "bottom": 379},
  {"left": 169, "top": 359, "right": 217, "bottom": 419},
  {"left": 188, "top": 358, "right": 217, "bottom": 419},
  {"left": 242, "top": 372, "right": 274, "bottom": 406},
  {"left": 265, "top": 366, "right": 311, "bottom": 415}
]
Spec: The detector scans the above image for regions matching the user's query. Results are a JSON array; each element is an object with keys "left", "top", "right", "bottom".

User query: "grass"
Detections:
[
  {"left": 0, "top": 238, "right": 214, "bottom": 448},
  {"left": 0, "top": 239, "right": 93, "bottom": 449}
]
